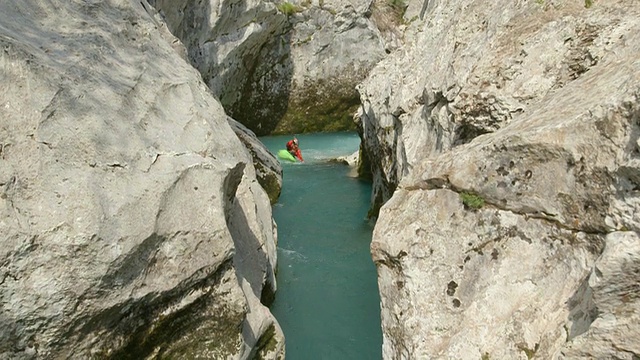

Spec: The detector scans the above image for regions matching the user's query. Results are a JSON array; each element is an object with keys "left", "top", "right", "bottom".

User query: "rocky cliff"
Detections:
[
  {"left": 149, "top": 0, "right": 387, "bottom": 135},
  {"left": 359, "top": 0, "right": 640, "bottom": 358},
  {"left": 0, "top": 0, "right": 283, "bottom": 358}
]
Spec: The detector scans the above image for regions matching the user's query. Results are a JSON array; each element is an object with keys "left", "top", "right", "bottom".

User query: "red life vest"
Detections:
[{"left": 286, "top": 140, "right": 304, "bottom": 161}]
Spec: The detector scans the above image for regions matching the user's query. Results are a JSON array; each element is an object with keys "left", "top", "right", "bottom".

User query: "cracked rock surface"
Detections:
[
  {"left": 362, "top": 0, "right": 640, "bottom": 358},
  {"left": 149, "top": 0, "right": 386, "bottom": 135},
  {"left": 0, "top": 0, "right": 282, "bottom": 358}
]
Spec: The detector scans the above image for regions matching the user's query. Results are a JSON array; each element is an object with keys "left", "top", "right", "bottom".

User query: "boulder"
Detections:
[
  {"left": 331, "top": 151, "right": 360, "bottom": 177},
  {"left": 0, "top": 0, "right": 283, "bottom": 358}
]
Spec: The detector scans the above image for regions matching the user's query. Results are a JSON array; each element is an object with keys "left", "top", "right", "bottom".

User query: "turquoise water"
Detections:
[{"left": 259, "top": 133, "right": 382, "bottom": 360}]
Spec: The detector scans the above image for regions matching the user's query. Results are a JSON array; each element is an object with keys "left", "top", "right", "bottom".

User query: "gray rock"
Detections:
[
  {"left": 150, "top": 0, "right": 386, "bottom": 135},
  {"left": 331, "top": 151, "right": 360, "bottom": 177},
  {"left": 334, "top": 151, "right": 359, "bottom": 167},
  {"left": 558, "top": 231, "right": 640, "bottom": 359},
  {"left": 228, "top": 117, "right": 283, "bottom": 204},
  {"left": 0, "top": 0, "right": 282, "bottom": 358},
  {"left": 361, "top": 0, "right": 640, "bottom": 358},
  {"left": 357, "top": 0, "right": 640, "bottom": 217},
  {"left": 374, "top": 55, "right": 640, "bottom": 356}
]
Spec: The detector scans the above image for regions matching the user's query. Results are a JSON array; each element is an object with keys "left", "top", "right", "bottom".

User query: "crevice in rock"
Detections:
[
  {"left": 452, "top": 123, "right": 492, "bottom": 146},
  {"left": 143, "top": 151, "right": 217, "bottom": 172},
  {"left": 372, "top": 248, "right": 407, "bottom": 270},
  {"left": 403, "top": 179, "right": 610, "bottom": 237}
]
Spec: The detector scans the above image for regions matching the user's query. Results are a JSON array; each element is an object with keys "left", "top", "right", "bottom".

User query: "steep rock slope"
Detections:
[
  {"left": 358, "top": 0, "right": 638, "bottom": 216},
  {"left": 0, "top": 0, "right": 283, "bottom": 358},
  {"left": 229, "top": 118, "right": 283, "bottom": 205},
  {"left": 359, "top": 0, "right": 640, "bottom": 358},
  {"left": 150, "top": 0, "right": 386, "bottom": 135}
]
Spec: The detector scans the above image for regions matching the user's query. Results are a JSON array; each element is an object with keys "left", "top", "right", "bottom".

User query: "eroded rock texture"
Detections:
[
  {"left": 360, "top": 0, "right": 640, "bottom": 358},
  {"left": 0, "top": 0, "right": 283, "bottom": 358},
  {"left": 229, "top": 118, "right": 282, "bottom": 205},
  {"left": 150, "top": 0, "right": 386, "bottom": 135}
]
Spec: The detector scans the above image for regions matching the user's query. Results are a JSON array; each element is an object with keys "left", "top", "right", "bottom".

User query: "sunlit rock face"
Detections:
[
  {"left": 359, "top": 0, "right": 640, "bottom": 358},
  {"left": 150, "top": 0, "right": 386, "bottom": 135},
  {"left": 0, "top": 0, "right": 283, "bottom": 358},
  {"left": 358, "top": 0, "right": 639, "bottom": 217}
]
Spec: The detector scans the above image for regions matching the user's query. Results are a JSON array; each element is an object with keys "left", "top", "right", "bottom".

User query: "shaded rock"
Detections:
[
  {"left": 229, "top": 117, "right": 283, "bottom": 204},
  {"left": 362, "top": 0, "right": 640, "bottom": 358},
  {"left": 0, "top": 0, "right": 282, "bottom": 358},
  {"left": 150, "top": 0, "right": 386, "bottom": 135}
]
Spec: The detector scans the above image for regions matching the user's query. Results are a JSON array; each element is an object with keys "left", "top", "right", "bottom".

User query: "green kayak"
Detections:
[{"left": 277, "top": 149, "right": 297, "bottom": 162}]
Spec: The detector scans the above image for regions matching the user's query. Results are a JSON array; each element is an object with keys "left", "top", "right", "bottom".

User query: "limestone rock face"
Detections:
[
  {"left": 361, "top": 0, "right": 640, "bottom": 358},
  {"left": 0, "top": 0, "right": 283, "bottom": 358},
  {"left": 150, "top": 0, "right": 386, "bottom": 135},
  {"left": 357, "top": 0, "right": 640, "bottom": 216},
  {"left": 229, "top": 118, "right": 283, "bottom": 205},
  {"left": 558, "top": 231, "right": 640, "bottom": 359}
]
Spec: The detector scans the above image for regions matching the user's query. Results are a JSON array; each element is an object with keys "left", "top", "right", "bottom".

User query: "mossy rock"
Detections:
[
  {"left": 272, "top": 76, "right": 363, "bottom": 134},
  {"left": 96, "top": 261, "right": 247, "bottom": 359},
  {"left": 252, "top": 324, "right": 281, "bottom": 360},
  {"left": 226, "top": 40, "right": 367, "bottom": 136},
  {"left": 273, "top": 97, "right": 360, "bottom": 134}
]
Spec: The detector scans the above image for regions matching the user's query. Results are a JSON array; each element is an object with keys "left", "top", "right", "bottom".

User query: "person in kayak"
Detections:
[{"left": 286, "top": 137, "right": 304, "bottom": 162}]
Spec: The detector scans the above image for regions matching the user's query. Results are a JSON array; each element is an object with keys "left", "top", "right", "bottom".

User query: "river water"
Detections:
[{"left": 259, "top": 133, "right": 382, "bottom": 359}]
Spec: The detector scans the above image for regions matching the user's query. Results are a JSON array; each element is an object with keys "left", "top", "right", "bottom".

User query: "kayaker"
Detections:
[{"left": 286, "top": 137, "right": 304, "bottom": 162}]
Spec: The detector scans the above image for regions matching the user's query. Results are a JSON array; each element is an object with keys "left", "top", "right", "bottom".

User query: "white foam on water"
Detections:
[{"left": 278, "top": 247, "right": 308, "bottom": 262}]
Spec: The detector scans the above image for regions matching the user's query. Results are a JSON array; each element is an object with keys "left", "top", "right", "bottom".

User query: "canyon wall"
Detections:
[
  {"left": 358, "top": 0, "right": 640, "bottom": 358},
  {"left": 0, "top": 0, "right": 283, "bottom": 358}
]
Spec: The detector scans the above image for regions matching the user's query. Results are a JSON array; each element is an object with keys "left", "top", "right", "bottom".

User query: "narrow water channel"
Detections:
[{"left": 259, "top": 133, "right": 382, "bottom": 359}]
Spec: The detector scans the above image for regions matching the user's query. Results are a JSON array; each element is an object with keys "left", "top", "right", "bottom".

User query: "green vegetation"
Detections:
[
  {"left": 517, "top": 343, "right": 540, "bottom": 359},
  {"left": 481, "top": 353, "right": 491, "bottom": 360},
  {"left": 460, "top": 192, "right": 485, "bottom": 209},
  {"left": 253, "top": 324, "right": 279, "bottom": 360},
  {"left": 535, "top": 0, "right": 544, "bottom": 4},
  {"left": 584, "top": 0, "right": 594, "bottom": 8},
  {"left": 277, "top": 2, "right": 299, "bottom": 16}
]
